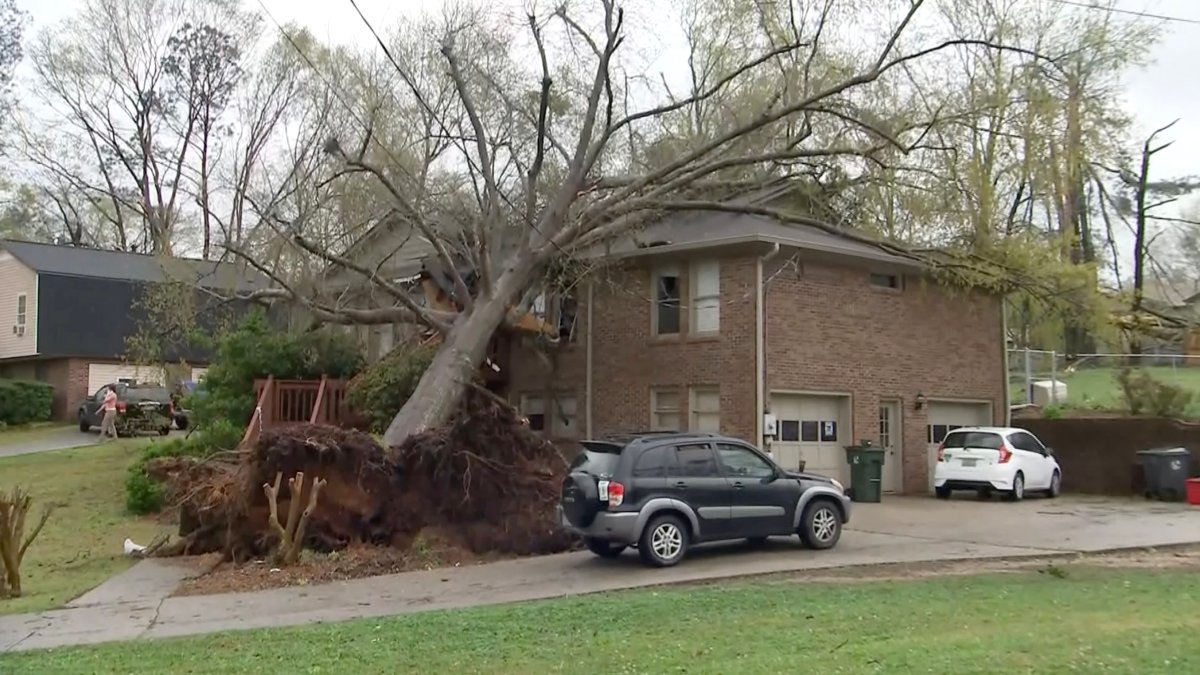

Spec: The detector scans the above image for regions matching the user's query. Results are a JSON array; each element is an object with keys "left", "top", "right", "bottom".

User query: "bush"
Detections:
[
  {"left": 1115, "top": 368, "right": 1194, "bottom": 417},
  {"left": 0, "top": 379, "right": 54, "bottom": 425},
  {"left": 347, "top": 347, "right": 433, "bottom": 433}
]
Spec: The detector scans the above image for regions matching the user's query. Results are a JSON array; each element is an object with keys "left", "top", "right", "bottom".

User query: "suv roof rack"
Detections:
[{"left": 593, "top": 431, "right": 723, "bottom": 445}]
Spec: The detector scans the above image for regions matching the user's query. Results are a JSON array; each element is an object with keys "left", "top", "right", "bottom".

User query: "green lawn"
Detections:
[
  {"left": 0, "top": 440, "right": 170, "bottom": 615},
  {"left": 1013, "top": 365, "right": 1200, "bottom": 412},
  {"left": 0, "top": 423, "right": 74, "bottom": 446},
  {"left": 5, "top": 567, "right": 1199, "bottom": 673}
]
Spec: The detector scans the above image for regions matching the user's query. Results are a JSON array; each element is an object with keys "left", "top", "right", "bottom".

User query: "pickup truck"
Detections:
[{"left": 79, "top": 382, "right": 175, "bottom": 437}]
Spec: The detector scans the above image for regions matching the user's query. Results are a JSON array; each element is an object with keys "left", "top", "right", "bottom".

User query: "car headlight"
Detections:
[{"left": 830, "top": 478, "right": 845, "bottom": 494}]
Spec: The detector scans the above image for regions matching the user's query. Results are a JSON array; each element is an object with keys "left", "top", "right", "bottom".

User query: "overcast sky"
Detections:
[{"left": 19, "top": 0, "right": 1200, "bottom": 273}]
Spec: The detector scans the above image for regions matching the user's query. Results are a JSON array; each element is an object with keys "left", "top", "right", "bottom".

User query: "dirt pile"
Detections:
[{"left": 153, "top": 391, "right": 576, "bottom": 561}]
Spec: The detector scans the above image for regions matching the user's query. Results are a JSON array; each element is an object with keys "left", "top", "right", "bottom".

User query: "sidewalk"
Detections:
[{"left": 4, "top": 497, "right": 1199, "bottom": 653}]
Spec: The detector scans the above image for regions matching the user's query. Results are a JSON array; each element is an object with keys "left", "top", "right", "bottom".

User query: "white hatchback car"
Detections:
[{"left": 933, "top": 427, "right": 1062, "bottom": 501}]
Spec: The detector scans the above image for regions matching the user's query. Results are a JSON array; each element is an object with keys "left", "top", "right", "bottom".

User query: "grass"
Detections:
[
  {"left": 1013, "top": 365, "right": 1200, "bottom": 413},
  {"left": 0, "top": 439, "right": 170, "bottom": 615},
  {"left": 0, "top": 423, "right": 74, "bottom": 446},
  {"left": 4, "top": 567, "right": 1200, "bottom": 673}
]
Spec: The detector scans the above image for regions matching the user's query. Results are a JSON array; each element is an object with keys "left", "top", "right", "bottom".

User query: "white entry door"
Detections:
[
  {"left": 926, "top": 400, "right": 992, "bottom": 491},
  {"left": 879, "top": 400, "right": 903, "bottom": 493},
  {"left": 771, "top": 393, "right": 850, "bottom": 484}
]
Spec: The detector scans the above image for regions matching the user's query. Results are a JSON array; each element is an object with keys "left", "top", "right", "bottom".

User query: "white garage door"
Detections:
[
  {"left": 926, "top": 400, "right": 993, "bottom": 490},
  {"left": 190, "top": 367, "right": 208, "bottom": 382},
  {"left": 87, "top": 363, "right": 167, "bottom": 395},
  {"left": 770, "top": 394, "right": 851, "bottom": 483}
]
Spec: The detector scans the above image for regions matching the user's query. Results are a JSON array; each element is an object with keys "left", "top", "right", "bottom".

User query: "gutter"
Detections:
[
  {"left": 756, "top": 242, "right": 782, "bottom": 452},
  {"left": 1001, "top": 295, "right": 1011, "bottom": 426},
  {"left": 585, "top": 279, "right": 595, "bottom": 438}
]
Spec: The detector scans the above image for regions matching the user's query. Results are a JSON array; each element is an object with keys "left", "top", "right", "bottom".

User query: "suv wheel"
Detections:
[
  {"left": 638, "top": 514, "right": 689, "bottom": 567},
  {"left": 78, "top": 414, "right": 90, "bottom": 433},
  {"left": 798, "top": 499, "right": 842, "bottom": 550},
  {"left": 585, "top": 538, "right": 626, "bottom": 559}
]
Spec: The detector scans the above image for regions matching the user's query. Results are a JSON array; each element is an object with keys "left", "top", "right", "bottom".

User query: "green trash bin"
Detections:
[{"left": 845, "top": 440, "right": 886, "bottom": 503}]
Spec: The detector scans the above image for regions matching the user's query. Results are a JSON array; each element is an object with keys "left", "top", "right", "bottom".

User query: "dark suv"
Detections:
[{"left": 558, "top": 432, "right": 851, "bottom": 567}]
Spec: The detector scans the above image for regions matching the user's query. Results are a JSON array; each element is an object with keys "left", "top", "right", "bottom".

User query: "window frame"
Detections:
[
  {"left": 651, "top": 265, "right": 682, "bottom": 336},
  {"left": 869, "top": 273, "right": 902, "bottom": 290},
  {"left": 520, "top": 393, "right": 578, "bottom": 439},
  {"left": 689, "top": 259, "right": 720, "bottom": 335},
  {"left": 651, "top": 386, "right": 682, "bottom": 431},
  {"left": 689, "top": 385, "right": 720, "bottom": 433},
  {"left": 671, "top": 442, "right": 721, "bottom": 478},
  {"left": 715, "top": 442, "right": 776, "bottom": 479},
  {"left": 15, "top": 292, "right": 26, "bottom": 328}
]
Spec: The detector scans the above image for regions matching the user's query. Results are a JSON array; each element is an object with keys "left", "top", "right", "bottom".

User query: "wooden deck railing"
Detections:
[{"left": 248, "top": 377, "right": 352, "bottom": 433}]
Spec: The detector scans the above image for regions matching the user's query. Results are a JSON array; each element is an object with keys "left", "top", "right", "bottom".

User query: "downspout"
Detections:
[
  {"left": 585, "top": 279, "right": 594, "bottom": 438},
  {"left": 756, "top": 242, "right": 782, "bottom": 452},
  {"left": 1001, "top": 295, "right": 1011, "bottom": 426}
]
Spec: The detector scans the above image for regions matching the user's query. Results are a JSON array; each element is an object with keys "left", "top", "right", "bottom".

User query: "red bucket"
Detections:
[{"left": 1187, "top": 478, "right": 1200, "bottom": 506}]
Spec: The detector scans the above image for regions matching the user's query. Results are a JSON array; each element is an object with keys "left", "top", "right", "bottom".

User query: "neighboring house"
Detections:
[
  {"left": 0, "top": 240, "right": 267, "bottom": 420},
  {"left": 332, "top": 198, "right": 1008, "bottom": 495}
]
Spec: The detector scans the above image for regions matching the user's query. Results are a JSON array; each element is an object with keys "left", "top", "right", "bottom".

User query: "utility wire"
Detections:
[{"left": 1046, "top": 0, "right": 1200, "bottom": 26}]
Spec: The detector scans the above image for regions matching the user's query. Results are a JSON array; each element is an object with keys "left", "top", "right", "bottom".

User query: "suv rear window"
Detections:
[
  {"left": 569, "top": 442, "right": 624, "bottom": 476},
  {"left": 942, "top": 431, "right": 1003, "bottom": 450},
  {"left": 121, "top": 386, "right": 172, "bottom": 403}
]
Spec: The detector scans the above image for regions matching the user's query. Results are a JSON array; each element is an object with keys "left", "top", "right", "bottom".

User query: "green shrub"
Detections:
[
  {"left": 1041, "top": 405, "right": 1065, "bottom": 420},
  {"left": 0, "top": 379, "right": 54, "bottom": 425},
  {"left": 1115, "top": 368, "right": 1194, "bottom": 417},
  {"left": 347, "top": 347, "right": 433, "bottom": 433}
]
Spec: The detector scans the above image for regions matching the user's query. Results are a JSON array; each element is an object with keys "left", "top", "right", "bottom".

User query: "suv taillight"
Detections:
[
  {"left": 936, "top": 442, "right": 946, "bottom": 462},
  {"left": 998, "top": 443, "right": 1013, "bottom": 464},
  {"left": 598, "top": 480, "right": 625, "bottom": 507},
  {"left": 117, "top": 401, "right": 127, "bottom": 413}
]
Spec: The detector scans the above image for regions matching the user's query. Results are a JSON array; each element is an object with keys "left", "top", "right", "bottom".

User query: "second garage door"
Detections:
[
  {"left": 926, "top": 400, "right": 993, "bottom": 490},
  {"left": 770, "top": 393, "right": 851, "bottom": 483},
  {"left": 87, "top": 363, "right": 167, "bottom": 394}
]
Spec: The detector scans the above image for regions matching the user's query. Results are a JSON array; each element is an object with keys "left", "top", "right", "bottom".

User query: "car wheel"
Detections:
[
  {"left": 935, "top": 486, "right": 952, "bottom": 500},
  {"left": 638, "top": 514, "right": 689, "bottom": 567},
  {"left": 1006, "top": 471, "right": 1026, "bottom": 502},
  {"left": 585, "top": 538, "right": 626, "bottom": 559},
  {"left": 158, "top": 426, "right": 171, "bottom": 436},
  {"left": 78, "top": 415, "right": 90, "bottom": 433},
  {"left": 798, "top": 499, "right": 842, "bottom": 550},
  {"left": 1047, "top": 471, "right": 1061, "bottom": 498}
]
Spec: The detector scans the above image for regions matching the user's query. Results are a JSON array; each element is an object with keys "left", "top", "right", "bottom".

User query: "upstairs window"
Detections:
[
  {"left": 690, "top": 260, "right": 720, "bottom": 334},
  {"left": 870, "top": 273, "right": 901, "bottom": 290},
  {"left": 15, "top": 293, "right": 26, "bottom": 328},
  {"left": 653, "top": 266, "right": 681, "bottom": 335}
]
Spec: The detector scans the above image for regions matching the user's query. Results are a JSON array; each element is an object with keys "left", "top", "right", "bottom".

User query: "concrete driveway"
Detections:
[
  {"left": 4, "top": 495, "right": 1198, "bottom": 652},
  {"left": 0, "top": 427, "right": 183, "bottom": 459}
]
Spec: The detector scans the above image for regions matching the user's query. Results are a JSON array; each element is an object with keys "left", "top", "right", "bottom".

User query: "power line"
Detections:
[{"left": 1046, "top": 0, "right": 1200, "bottom": 26}]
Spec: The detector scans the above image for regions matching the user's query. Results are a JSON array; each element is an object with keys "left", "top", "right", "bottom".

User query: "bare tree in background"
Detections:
[{"left": 226, "top": 0, "right": 1053, "bottom": 446}]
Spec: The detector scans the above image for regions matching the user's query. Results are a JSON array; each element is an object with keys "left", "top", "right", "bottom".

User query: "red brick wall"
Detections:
[
  {"left": 506, "top": 254, "right": 758, "bottom": 443},
  {"left": 764, "top": 257, "right": 1006, "bottom": 492},
  {"left": 507, "top": 250, "right": 1005, "bottom": 494},
  {"left": 40, "top": 357, "right": 91, "bottom": 421}
]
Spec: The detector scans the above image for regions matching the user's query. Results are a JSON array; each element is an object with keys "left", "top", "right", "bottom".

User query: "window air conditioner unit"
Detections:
[{"left": 15, "top": 325, "right": 24, "bottom": 337}]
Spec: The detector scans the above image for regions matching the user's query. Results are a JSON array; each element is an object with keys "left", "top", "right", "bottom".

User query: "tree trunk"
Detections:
[{"left": 381, "top": 266, "right": 534, "bottom": 447}]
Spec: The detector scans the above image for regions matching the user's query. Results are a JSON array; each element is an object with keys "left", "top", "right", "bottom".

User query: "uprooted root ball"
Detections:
[{"left": 152, "top": 391, "right": 577, "bottom": 562}]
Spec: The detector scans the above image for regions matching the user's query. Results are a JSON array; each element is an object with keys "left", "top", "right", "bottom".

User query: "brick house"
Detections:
[
  {"left": 0, "top": 240, "right": 266, "bottom": 420},
  {"left": 502, "top": 212, "right": 1008, "bottom": 495},
  {"left": 337, "top": 205, "right": 1009, "bottom": 495}
]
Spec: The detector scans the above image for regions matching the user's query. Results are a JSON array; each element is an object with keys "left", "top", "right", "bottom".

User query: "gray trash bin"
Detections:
[{"left": 1136, "top": 448, "right": 1193, "bottom": 502}]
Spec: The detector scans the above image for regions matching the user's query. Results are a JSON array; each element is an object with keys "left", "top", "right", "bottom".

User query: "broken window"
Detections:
[{"left": 654, "top": 267, "right": 680, "bottom": 335}]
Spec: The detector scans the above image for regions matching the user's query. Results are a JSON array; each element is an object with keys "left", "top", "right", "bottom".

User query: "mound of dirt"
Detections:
[
  {"left": 391, "top": 389, "right": 578, "bottom": 556},
  {"left": 153, "top": 391, "right": 577, "bottom": 562}
]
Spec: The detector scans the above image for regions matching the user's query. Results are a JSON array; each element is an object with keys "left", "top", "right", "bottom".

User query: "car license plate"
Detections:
[{"left": 961, "top": 459, "right": 977, "bottom": 468}]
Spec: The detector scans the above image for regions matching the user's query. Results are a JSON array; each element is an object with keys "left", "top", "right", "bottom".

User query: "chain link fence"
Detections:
[{"left": 1008, "top": 349, "right": 1200, "bottom": 410}]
